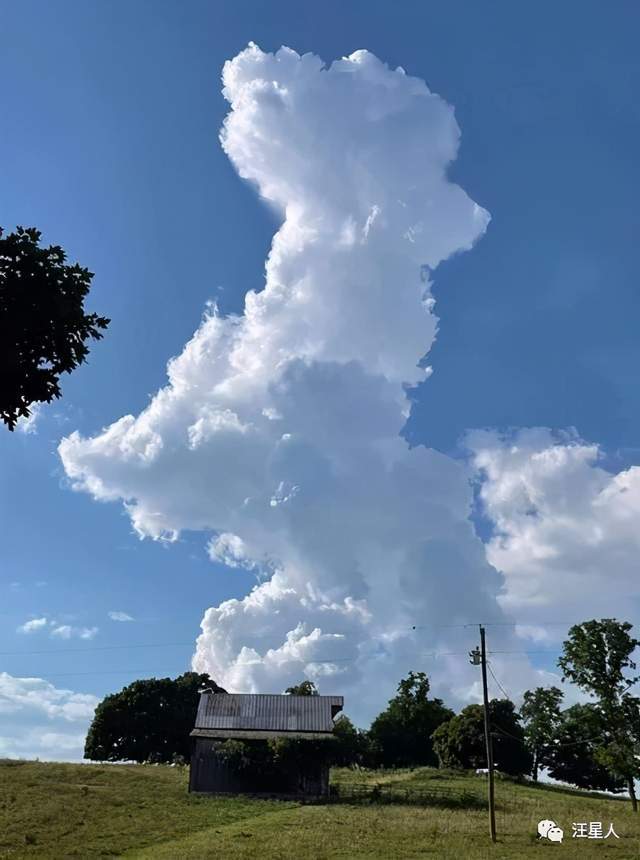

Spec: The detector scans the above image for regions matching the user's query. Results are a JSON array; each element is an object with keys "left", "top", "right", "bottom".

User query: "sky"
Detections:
[{"left": 2, "top": 0, "right": 640, "bottom": 761}]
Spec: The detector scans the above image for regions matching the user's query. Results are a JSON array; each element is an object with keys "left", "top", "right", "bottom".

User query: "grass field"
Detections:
[{"left": 1, "top": 759, "right": 639, "bottom": 858}]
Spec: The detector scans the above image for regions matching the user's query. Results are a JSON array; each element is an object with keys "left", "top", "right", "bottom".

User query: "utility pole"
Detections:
[
  {"left": 480, "top": 625, "right": 497, "bottom": 842},
  {"left": 470, "top": 626, "right": 496, "bottom": 843}
]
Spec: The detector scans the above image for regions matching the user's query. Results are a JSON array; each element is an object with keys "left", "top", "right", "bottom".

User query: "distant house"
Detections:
[{"left": 189, "top": 692, "right": 344, "bottom": 797}]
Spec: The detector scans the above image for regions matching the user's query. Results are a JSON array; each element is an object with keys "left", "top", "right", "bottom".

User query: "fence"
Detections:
[{"left": 328, "top": 782, "right": 485, "bottom": 809}]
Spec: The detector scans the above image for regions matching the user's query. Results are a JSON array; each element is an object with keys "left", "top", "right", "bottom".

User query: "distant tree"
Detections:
[
  {"left": 520, "top": 686, "right": 564, "bottom": 781},
  {"left": 558, "top": 619, "right": 640, "bottom": 811},
  {"left": 84, "top": 672, "right": 225, "bottom": 763},
  {"left": 369, "top": 672, "right": 454, "bottom": 768},
  {"left": 331, "top": 715, "right": 370, "bottom": 767},
  {"left": 0, "top": 226, "right": 109, "bottom": 430},
  {"left": 285, "top": 680, "right": 319, "bottom": 696},
  {"left": 545, "top": 703, "right": 625, "bottom": 793},
  {"left": 432, "top": 699, "right": 533, "bottom": 777}
]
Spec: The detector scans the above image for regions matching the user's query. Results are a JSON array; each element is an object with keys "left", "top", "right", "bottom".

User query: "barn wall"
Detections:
[{"left": 189, "top": 738, "right": 329, "bottom": 797}]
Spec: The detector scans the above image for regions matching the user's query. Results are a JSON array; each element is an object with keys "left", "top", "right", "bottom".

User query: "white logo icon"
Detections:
[{"left": 538, "top": 819, "right": 564, "bottom": 843}]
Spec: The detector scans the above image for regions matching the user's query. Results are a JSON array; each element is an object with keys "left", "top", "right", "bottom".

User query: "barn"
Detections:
[{"left": 189, "top": 692, "right": 344, "bottom": 797}]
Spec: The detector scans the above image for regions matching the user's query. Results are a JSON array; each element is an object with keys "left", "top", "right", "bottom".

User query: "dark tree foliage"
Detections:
[
  {"left": 558, "top": 619, "right": 640, "bottom": 810},
  {"left": 84, "top": 672, "right": 225, "bottom": 763},
  {"left": 212, "top": 739, "right": 280, "bottom": 788},
  {"left": 285, "top": 680, "right": 319, "bottom": 696},
  {"left": 0, "top": 226, "right": 109, "bottom": 430},
  {"left": 546, "top": 703, "right": 625, "bottom": 793},
  {"left": 269, "top": 735, "right": 336, "bottom": 771},
  {"left": 432, "top": 699, "right": 533, "bottom": 777},
  {"left": 331, "top": 715, "right": 371, "bottom": 767},
  {"left": 520, "top": 686, "right": 564, "bottom": 781},
  {"left": 210, "top": 735, "right": 336, "bottom": 793},
  {"left": 369, "top": 672, "right": 454, "bottom": 767}
]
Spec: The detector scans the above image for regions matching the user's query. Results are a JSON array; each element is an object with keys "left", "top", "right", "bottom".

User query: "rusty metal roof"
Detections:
[{"left": 192, "top": 693, "right": 343, "bottom": 736}]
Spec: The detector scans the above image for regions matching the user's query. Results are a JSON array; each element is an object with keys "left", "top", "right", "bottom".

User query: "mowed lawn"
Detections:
[{"left": 0, "top": 760, "right": 639, "bottom": 859}]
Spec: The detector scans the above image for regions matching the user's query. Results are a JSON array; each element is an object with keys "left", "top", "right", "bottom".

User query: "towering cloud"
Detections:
[{"left": 59, "top": 45, "right": 541, "bottom": 720}]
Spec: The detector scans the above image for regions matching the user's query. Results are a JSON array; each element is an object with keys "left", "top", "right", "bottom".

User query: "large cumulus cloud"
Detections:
[
  {"left": 468, "top": 428, "right": 640, "bottom": 630},
  {"left": 59, "top": 45, "right": 558, "bottom": 721}
]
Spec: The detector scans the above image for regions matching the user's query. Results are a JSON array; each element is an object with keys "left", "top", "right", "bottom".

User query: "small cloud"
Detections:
[
  {"left": 17, "top": 618, "right": 98, "bottom": 640},
  {"left": 16, "top": 403, "right": 43, "bottom": 435},
  {"left": 51, "top": 625, "right": 72, "bottom": 639},
  {"left": 207, "top": 532, "right": 255, "bottom": 569},
  {"left": 17, "top": 617, "right": 48, "bottom": 634},
  {"left": 51, "top": 625, "right": 98, "bottom": 641},
  {"left": 108, "top": 611, "right": 134, "bottom": 623},
  {"left": 78, "top": 627, "right": 99, "bottom": 640},
  {"left": 515, "top": 624, "right": 552, "bottom": 643}
]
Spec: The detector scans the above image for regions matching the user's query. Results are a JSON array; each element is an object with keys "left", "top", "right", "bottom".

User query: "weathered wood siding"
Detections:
[{"left": 189, "top": 738, "right": 329, "bottom": 797}]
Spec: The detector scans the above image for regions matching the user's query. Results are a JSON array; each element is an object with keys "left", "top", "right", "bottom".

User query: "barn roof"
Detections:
[{"left": 190, "top": 693, "right": 344, "bottom": 740}]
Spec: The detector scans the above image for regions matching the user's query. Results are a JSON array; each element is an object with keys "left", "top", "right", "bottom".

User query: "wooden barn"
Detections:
[{"left": 189, "top": 692, "right": 344, "bottom": 797}]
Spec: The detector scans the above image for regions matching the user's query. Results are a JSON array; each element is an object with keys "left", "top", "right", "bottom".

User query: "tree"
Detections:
[
  {"left": 331, "top": 715, "right": 370, "bottom": 767},
  {"left": 84, "top": 672, "right": 225, "bottom": 763},
  {"left": 0, "top": 226, "right": 109, "bottom": 430},
  {"left": 545, "top": 703, "right": 625, "bottom": 793},
  {"left": 520, "top": 686, "right": 564, "bottom": 781},
  {"left": 285, "top": 680, "right": 318, "bottom": 696},
  {"left": 558, "top": 618, "right": 640, "bottom": 811},
  {"left": 432, "top": 699, "right": 533, "bottom": 777},
  {"left": 369, "top": 672, "right": 454, "bottom": 767}
]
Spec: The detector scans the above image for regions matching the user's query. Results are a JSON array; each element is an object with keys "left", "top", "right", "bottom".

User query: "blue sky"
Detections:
[{"left": 2, "top": 1, "right": 640, "bottom": 757}]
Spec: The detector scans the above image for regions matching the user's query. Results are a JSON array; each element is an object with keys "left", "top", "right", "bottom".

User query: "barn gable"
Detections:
[
  {"left": 191, "top": 693, "right": 343, "bottom": 740},
  {"left": 189, "top": 692, "right": 344, "bottom": 796}
]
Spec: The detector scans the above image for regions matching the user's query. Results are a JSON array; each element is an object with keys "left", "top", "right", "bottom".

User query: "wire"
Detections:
[
  {"left": 3, "top": 617, "right": 634, "bottom": 660},
  {"left": 411, "top": 623, "right": 477, "bottom": 631},
  {"left": 492, "top": 724, "right": 605, "bottom": 750},
  {"left": 18, "top": 668, "right": 189, "bottom": 679},
  {"left": 0, "top": 642, "right": 195, "bottom": 657},
  {"left": 480, "top": 621, "right": 578, "bottom": 628},
  {"left": 487, "top": 661, "right": 511, "bottom": 700},
  {"left": 489, "top": 649, "right": 561, "bottom": 654},
  {"left": 411, "top": 621, "right": 584, "bottom": 631}
]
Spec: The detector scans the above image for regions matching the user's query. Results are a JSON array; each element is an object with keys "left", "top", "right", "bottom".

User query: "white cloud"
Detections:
[
  {"left": 50, "top": 625, "right": 98, "bottom": 641},
  {"left": 18, "top": 617, "right": 48, "bottom": 634},
  {"left": 57, "top": 45, "right": 577, "bottom": 721},
  {"left": 16, "top": 402, "right": 43, "bottom": 435},
  {"left": 0, "top": 673, "right": 98, "bottom": 761},
  {"left": 50, "top": 625, "right": 72, "bottom": 639},
  {"left": 207, "top": 533, "right": 257, "bottom": 570},
  {"left": 17, "top": 618, "right": 98, "bottom": 640},
  {"left": 108, "top": 611, "right": 135, "bottom": 622},
  {"left": 468, "top": 428, "right": 640, "bottom": 627},
  {"left": 79, "top": 627, "right": 99, "bottom": 640}
]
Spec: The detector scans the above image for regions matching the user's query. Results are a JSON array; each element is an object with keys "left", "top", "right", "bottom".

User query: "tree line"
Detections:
[{"left": 85, "top": 618, "right": 640, "bottom": 810}]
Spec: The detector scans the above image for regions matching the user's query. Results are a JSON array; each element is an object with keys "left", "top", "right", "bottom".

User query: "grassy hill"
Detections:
[{"left": 1, "top": 759, "right": 639, "bottom": 858}]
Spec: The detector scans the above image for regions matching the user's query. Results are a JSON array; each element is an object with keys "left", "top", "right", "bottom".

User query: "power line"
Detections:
[
  {"left": 0, "top": 642, "right": 563, "bottom": 665},
  {"left": 487, "top": 661, "right": 511, "bottom": 700},
  {"left": 492, "top": 724, "right": 605, "bottom": 750},
  {"left": 4, "top": 616, "right": 634, "bottom": 660},
  {"left": 411, "top": 620, "right": 582, "bottom": 631},
  {"left": 0, "top": 642, "right": 195, "bottom": 657},
  {"left": 478, "top": 621, "right": 578, "bottom": 628},
  {"left": 488, "top": 649, "right": 561, "bottom": 654},
  {"left": 2, "top": 619, "right": 630, "bottom": 661},
  {"left": 20, "top": 668, "right": 190, "bottom": 679}
]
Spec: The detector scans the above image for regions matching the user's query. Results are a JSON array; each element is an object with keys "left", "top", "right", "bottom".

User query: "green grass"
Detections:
[
  {"left": 1, "top": 759, "right": 639, "bottom": 858},
  {"left": 0, "top": 759, "right": 290, "bottom": 858}
]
